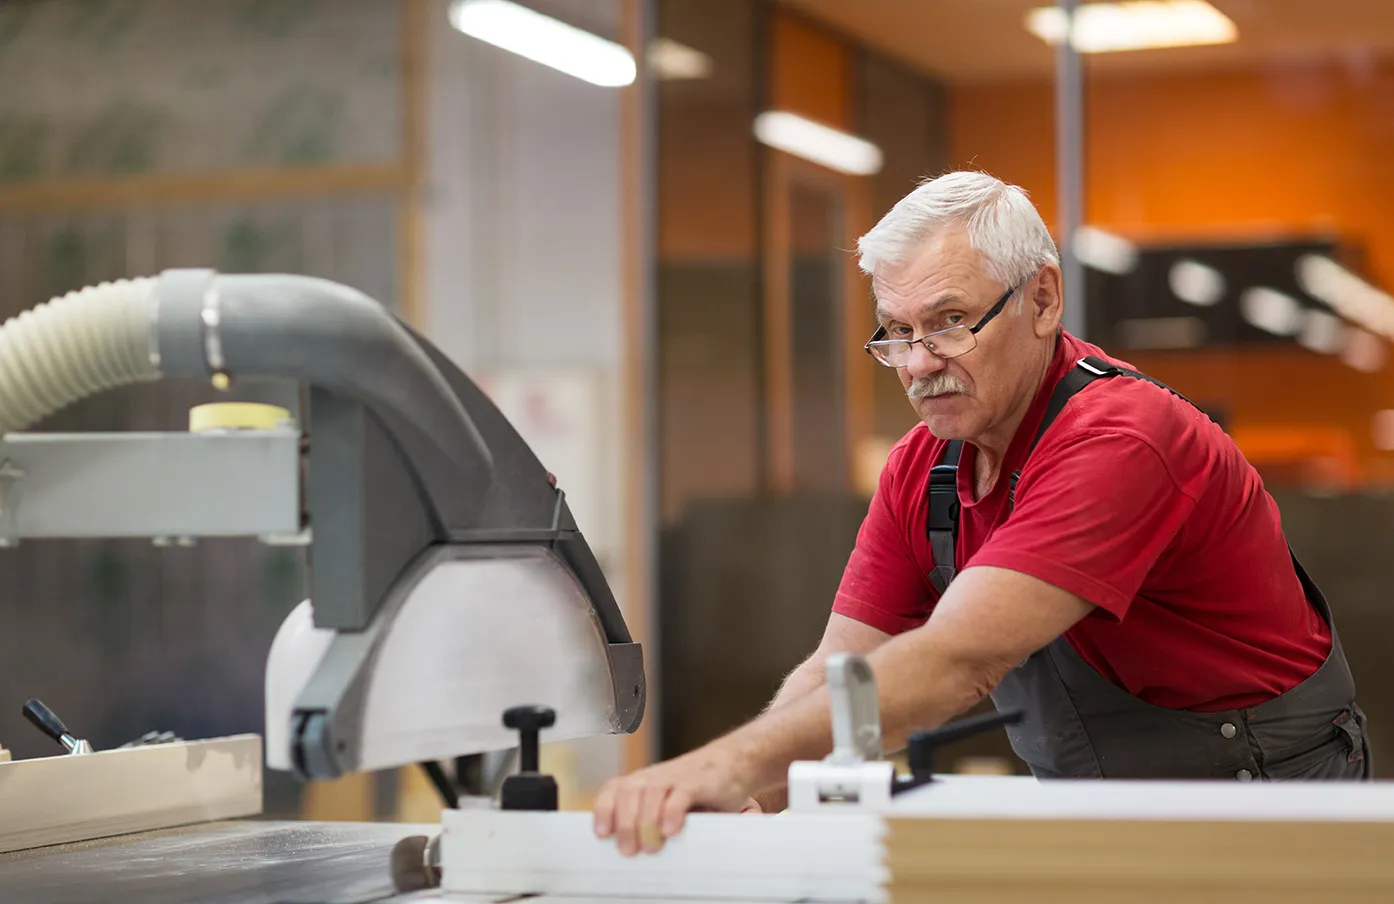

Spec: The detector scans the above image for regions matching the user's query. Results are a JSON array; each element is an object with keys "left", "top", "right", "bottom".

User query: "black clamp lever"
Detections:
[
  {"left": 892, "top": 708, "right": 1023, "bottom": 795},
  {"left": 499, "top": 704, "right": 559, "bottom": 811},
  {"left": 23, "top": 698, "right": 94, "bottom": 756}
]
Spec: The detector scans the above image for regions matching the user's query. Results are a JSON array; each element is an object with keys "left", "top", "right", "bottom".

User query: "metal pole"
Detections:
[{"left": 1055, "top": 0, "right": 1086, "bottom": 337}]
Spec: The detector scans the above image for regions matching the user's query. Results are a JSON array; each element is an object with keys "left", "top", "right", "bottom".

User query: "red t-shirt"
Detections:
[{"left": 833, "top": 331, "right": 1332, "bottom": 712}]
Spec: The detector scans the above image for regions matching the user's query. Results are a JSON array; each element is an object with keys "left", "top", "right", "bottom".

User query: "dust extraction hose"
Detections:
[{"left": 0, "top": 277, "right": 160, "bottom": 435}]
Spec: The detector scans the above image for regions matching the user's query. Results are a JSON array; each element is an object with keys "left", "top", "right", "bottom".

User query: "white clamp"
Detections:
[{"left": 786, "top": 653, "right": 896, "bottom": 811}]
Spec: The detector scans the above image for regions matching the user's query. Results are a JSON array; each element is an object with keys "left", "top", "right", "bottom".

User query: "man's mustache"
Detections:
[{"left": 907, "top": 373, "right": 966, "bottom": 401}]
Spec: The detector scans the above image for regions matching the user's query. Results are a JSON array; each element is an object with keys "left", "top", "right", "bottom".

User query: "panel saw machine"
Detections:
[{"left": 5, "top": 270, "right": 1394, "bottom": 904}]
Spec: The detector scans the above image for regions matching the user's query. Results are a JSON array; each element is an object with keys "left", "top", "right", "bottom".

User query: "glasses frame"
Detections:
[{"left": 863, "top": 275, "right": 1029, "bottom": 368}]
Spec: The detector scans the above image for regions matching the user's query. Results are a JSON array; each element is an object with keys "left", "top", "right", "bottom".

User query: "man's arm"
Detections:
[
  {"left": 750, "top": 613, "right": 890, "bottom": 811},
  {"left": 592, "top": 564, "right": 1093, "bottom": 854},
  {"left": 764, "top": 613, "right": 891, "bottom": 711},
  {"left": 723, "top": 565, "right": 1093, "bottom": 794}
]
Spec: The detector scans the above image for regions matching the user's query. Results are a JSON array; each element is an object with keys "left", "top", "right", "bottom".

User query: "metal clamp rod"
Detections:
[{"left": 824, "top": 653, "right": 883, "bottom": 765}]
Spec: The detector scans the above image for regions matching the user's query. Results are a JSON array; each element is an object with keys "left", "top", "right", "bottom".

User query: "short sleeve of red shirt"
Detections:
[
  {"left": 971, "top": 429, "right": 1199, "bottom": 622},
  {"left": 832, "top": 442, "right": 931, "bottom": 635}
]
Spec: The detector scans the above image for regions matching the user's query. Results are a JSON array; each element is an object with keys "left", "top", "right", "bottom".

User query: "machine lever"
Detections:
[
  {"left": 22, "top": 698, "right": 93, "bottom": 755},
  {"left": 893, "top": 708, "right": 1023, "bottom": 794}
]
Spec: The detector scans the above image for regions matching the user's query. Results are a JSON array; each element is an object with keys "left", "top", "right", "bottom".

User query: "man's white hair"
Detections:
[{"left": 856, "top": 171, "right": 1060, "bottom": 292}]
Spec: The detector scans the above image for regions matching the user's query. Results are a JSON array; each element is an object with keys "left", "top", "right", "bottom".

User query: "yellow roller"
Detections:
[{"left": 188, "top": 402, "right": 292, "bottom": 433}]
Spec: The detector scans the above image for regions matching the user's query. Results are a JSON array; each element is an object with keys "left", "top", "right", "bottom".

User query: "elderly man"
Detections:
[{"left": 592, "top": 171, "right": 1371, "bottom": 856}]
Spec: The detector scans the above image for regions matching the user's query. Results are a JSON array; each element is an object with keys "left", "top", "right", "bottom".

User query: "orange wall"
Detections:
[
  {"left": 949, "top": 58, "right": 1394, "bottom": 290},
  {"left": 948, "top": 59, "right": 1394, "bottom": 483},
  {"left": 771, "top": 12, "right": 853, "bottom": 130}
]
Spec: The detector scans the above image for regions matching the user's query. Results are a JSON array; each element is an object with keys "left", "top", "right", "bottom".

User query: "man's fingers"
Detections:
[
  {"left": 660, "top": 787, "right": 692, "bottom": 837},
  {"left": 638, "top": 785, "right": 669, "bottom": 852},
  {"left": 613, "top": 781, "right": 644, "bottom": 857},
  {"left": 638, "top": 784, "right": 673, "bottom": 853},
  {"left": 592, "top": 780, "right": 617, "bottom": 839}
]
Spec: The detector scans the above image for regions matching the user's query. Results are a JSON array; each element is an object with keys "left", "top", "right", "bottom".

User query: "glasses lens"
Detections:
[
  {"left": 868, "top": 326, "right": 976, "bottom": 366},
  {"left": 870, "top": 341, "right": 908, "bottom": 367},
  {"left": 927, "top": 326, "right": 974, "bottom": 359}
]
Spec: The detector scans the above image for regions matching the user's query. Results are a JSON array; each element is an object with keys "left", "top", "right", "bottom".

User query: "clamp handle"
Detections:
[
  {"left": 499, "top": 705, "right": 558, "bottom": 811},
  {"left": 23, "top": 698, "right": 91, "bottom": 755},
  {"left": 502, "top": 704, "right": 555, "bottom": 773},
  {"left": 824, "top": 653, "right": 882, "bottom": 764},
  {"left": 894, "top": 708, "right": 1023, "bottom": 794}
]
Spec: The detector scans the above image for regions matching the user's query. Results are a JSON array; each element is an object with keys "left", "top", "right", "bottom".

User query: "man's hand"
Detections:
[{"left": 592, "top": 744, "right": 754, "bottom": 856}]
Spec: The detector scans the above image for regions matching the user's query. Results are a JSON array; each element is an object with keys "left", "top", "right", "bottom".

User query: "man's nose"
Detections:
[{"left": 904, "top": 340, "right": 947, "bottom": 381}]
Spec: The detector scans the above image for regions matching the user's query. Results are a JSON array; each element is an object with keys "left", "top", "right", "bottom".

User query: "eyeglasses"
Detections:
[{"left": 863, "top": 276, "right": 1027, "bottom": 368}]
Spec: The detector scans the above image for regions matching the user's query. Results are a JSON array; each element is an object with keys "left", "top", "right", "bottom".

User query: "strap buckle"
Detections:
[
  {"left": 927, "top": 464, "right": 959, "bottom": 531},
  {"left": 1076, "top": 356, "right": 1115, "bottom": 377}
]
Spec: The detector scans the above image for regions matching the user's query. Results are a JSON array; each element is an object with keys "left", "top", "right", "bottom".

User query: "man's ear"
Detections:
[{"left": 1030, "top": 264, "right": 1064, "bottom": 338}]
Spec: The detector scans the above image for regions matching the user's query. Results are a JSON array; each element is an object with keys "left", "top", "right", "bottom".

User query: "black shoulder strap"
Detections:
[
  {"left": 927, "top": 355, "right": 1200, "bottom": 594},
  {"left": 926, "top": 439, "right": 962, "bottom": 595}
]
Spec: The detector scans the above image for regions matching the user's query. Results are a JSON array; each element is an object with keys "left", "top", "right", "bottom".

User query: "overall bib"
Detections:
[{"left": 928, "top": 357, "right": 1372, "bottom": 780}]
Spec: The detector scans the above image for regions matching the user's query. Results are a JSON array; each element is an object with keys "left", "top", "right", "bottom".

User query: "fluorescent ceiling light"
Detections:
[
  {"left": 1296, "top": 254, "right": 1394, "bottom": 340},
  {"left": 1168, "top": 258, "right": 1226, "bottom": 306},
  {"left": 1026, "top": 1, "right": 1237, "bottom": 54},
  {"left": 753, "top": 111, "right": 883, "bottom": 176},
  {"left": 1342, "top": 328, "right": 1387, "bottom": 373},
  {"left": 1073, "top": 226, "right": 1138, "bottom": 275},
  {"left": 648, "top": 37, "right": 713, "bottom": 80},
  {"left": 1239, "top": 287, "right": 1303, "bottom": 336},
  {"left": 449, "top": 0, "right": 636, "bottom": 87},
  {"left": 1298, "top": 309, "right": 1347, "bottom": 355}
]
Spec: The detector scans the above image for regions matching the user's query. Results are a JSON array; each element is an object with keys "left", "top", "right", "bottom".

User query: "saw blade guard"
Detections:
[{"left": 0, "top": 268, "right": 645, "bottom": 779}]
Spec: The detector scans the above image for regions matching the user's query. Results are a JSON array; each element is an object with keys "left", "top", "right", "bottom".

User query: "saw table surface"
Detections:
[
  {"left": 0, "top": 819, "right": 822, "bottom": 904},
  {"left": 0, "top": 819, "right": 441, "bottom": 904}
]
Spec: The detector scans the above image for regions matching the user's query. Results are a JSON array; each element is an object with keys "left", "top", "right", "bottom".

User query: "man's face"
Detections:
[{"left": 872, "top": 228, "right": 1050, "bottom": 442}]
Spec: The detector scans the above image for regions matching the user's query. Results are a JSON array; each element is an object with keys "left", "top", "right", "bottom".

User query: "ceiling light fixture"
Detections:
[
  {"left": 753, "top": 111, "right": 883, "bottom": 176},
  {"left": 648, "top": 37, "right": 713, "bottom": 80},
  {"left": 1025, "top": 1, "right": 1238, "bottom": 54},
  {"left": 1169, "top": 258, "right": 1226, "bottom": 306},
  {"left": 448, "top": 0, "right": 636, "bottom": 87},
  {"left": 1073, "top": 226, "right": 1139, "bottom": 275},
  {"left": 1296, "top": 254, "right": 1394, "bottom": 339}
]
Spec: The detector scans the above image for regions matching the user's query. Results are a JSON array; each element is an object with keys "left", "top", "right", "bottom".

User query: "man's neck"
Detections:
[{"left": 970, "top": 335, "right": 1059, "bottom": 497}]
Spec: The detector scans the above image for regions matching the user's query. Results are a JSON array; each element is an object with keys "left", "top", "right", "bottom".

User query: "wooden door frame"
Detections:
[{"left": 761, "top": 149, "right": 874, "bottom": 495}]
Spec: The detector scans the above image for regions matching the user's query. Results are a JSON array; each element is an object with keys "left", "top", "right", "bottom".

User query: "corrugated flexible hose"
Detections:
[{"left": 0, "top": 277, "right": 161, "bottom": 434}]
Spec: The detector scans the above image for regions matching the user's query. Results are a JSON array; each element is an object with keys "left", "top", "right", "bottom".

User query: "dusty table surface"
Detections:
[{"left": 0, "top": 819, "right": 442, "bottom": 904}]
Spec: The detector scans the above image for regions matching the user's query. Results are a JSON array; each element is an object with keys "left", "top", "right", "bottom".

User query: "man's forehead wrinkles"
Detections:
[{"left": 876, "top": 291, "right": 965, "bottom": 323}]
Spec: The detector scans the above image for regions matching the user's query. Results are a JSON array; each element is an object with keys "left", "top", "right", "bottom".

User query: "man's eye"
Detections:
[
  {"left": 889, "top": 326, "right": 913, "bottom": 337},
  {"left": 942, "top": 314, "right": 965, "bottom": 327}
]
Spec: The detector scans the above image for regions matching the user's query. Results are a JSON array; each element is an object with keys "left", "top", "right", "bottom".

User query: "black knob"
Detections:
[
  {"left": 499, "top": 705, "right": 558, "bottom": 811},
  {"left": 503, "top": 705, "right": 555, "bottom": 773},
  {"left": 23, "top": 698, "right": 71, "bottom": 749},
  {"left": 894, "top": 708, "right": 1023, "bottom": 795}
]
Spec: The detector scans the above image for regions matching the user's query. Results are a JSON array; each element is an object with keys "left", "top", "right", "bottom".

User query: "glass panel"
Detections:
[{"left": 654, "top": 2, "right": 1023, "bottom": 776}]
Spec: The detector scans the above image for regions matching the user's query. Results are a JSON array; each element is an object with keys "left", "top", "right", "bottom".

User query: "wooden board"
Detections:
[
  {"left": 887, "top": 818, "right": 1394, "bottom": 903},
  {"left": 885, "top": 776, "right": 1394, "bottom": 903},
  {"left": 0, "top": 734, "right": 261, "bottom": 854}
]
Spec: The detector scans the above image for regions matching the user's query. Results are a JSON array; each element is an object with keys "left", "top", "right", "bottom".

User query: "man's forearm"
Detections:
[
  {"left": 764, "top": 654, "right": 830, "bottom": 713},
  {"left": 722, "top": 567, "right": 1091, "bottom": 800},
  {"left": 751, "top": 655, "right": 830, "bottom": 810},
  {"left": 728, "top": 627, "right": 998, "bottom": 800}
]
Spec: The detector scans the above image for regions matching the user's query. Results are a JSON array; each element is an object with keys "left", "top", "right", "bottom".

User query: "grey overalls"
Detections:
[{"left": 927, "top": 356, "right": 1372, "bottom": 781}]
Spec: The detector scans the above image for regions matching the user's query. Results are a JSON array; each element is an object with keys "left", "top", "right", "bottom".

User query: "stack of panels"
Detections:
[
  {"left": 884, "top": 776, "right": 1394, "bottom": 903},
  {"left": 886, "top": 818, "right": 1394, "bottom": 903}
]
